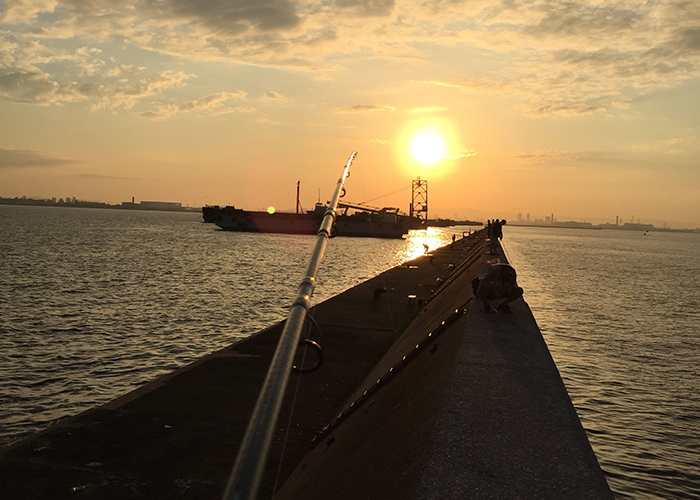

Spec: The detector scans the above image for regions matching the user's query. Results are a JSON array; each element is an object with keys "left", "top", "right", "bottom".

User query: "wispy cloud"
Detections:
[
  {"left": 67, "top": 173, "right": 126, "bottom": 180},
  {"left": 141, "top": 91, "right": 248, "bottom": 120},
  {"left": 445, "top": 149, "right": 477, "bottom": 159},
  {"left": 333, "top": 104, "right": 396, "bottom": 113},
  {"left": 334, "top": 0, "right": 396, "bottom": 17},
  {"left": 631, "top": 136, "right": 700, "bottom": 154},
  {"left": 0, "top": 148, "right": 75, "bottom": 168},
  {"left": 260, "top": 90, "right": 289, "bottom": 102},
  {"left": 424, "top": 78, "right": 516, "bottom": 93},
  {"left": 0, "top": 68, "right": 195, "bottom": 110},
  {"left": 257, "top": 117, "right": 282, "bottom": 125}
]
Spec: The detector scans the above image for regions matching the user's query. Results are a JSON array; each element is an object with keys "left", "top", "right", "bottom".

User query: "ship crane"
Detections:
[{"left": 337, "top": 201, "right": 402, "bottom": 215}]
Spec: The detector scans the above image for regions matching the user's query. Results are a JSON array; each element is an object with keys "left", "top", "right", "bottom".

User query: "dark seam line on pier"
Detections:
[
  {"left": 431, "top": 236, "right": 486, "bottom": 294},
  {"left": 310, "top": 324, "right": 399, "bottom": 332},
  {"left": 310, "top": 299, "right": 473, "bottom": 448},
  {"left": 414, "top": 236, "right": 485, "bottom": 308}
]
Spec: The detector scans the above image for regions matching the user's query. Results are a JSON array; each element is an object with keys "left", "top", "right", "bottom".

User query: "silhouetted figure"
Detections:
[
  {"left": 472, "top": 263, "right": 523, "bottom": 314},
  {"left": 489, "top": 219, "right": 507, "bottom": 254},
  {"left": 489, "top": 219, "right": 499, "bottom": 254}
]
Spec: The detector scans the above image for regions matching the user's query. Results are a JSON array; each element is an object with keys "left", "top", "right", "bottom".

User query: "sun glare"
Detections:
[{"left": 412, "top": 133, "right": 444, "bottom": 163}]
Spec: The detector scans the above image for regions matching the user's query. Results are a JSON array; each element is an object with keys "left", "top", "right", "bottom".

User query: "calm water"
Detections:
[
  {"left": 0, "top": 205, "right": 458, "bottom": 447},
  {"left": 1, "top": 206, "right": 699, "bottom": 499},
  {"left": 503, "top": 226, "right": 700, "bottom": 500}
]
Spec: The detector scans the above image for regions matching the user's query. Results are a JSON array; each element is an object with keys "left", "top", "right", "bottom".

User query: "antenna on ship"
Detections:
[
  {"left": 296, "top": 180, "right": 302, "bottom": 214},
  {"left": 223, "top": 151, "right": 358, "bottom": 500}
]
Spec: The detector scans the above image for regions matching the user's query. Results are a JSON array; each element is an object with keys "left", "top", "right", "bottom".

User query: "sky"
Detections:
[{"left": 1, "top": 0, "right": 699, "bottom": 227}]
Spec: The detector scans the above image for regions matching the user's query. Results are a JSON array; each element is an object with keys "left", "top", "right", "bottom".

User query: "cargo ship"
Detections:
[
  {"left": 212, "top": 202, "right": 424, "bottom": 238},
  {"left": 205, "top": 181, "right": 426, "bottom": 238}
]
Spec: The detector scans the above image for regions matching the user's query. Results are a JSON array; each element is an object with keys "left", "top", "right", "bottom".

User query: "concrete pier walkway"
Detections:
[{"left": 0, "top": 231, "right": 613, "bottom": 499}]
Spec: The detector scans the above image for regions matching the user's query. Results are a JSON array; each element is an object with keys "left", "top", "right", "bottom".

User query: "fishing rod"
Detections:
[{"left": 222, "top": 151, "right": 357, "bottom": 500}]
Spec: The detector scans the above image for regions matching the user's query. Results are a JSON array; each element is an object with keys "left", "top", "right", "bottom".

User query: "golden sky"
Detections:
[{"left": 1, "top": 0, "right": 699, "bottom": 227}]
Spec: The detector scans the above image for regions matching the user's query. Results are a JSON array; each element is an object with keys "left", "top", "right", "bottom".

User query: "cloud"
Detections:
[
  {"left": 106, "top": 64, "right": 147, "bottom": 78},
  {"left": 512, "top": 150, "right": 576, "bottom": 163},
  {"left": 67, "top": 173, "right": 123, "bottom": 179},
  {"left": 1, "top": 0, "right": 699, "bottom": 118},
  {"left": 0, "top": 67, "right": 195, "bottom": 109},
  {"left": 85, "top": 70, "right": 195, "bottom": 110},
  {"left": 371, "top": 138, "right": 390, "bottom": 144},
  {"left": 424, "top": 78, "right": 517, "bottom": 93},
  {"left": 141, "top": 90, "right": 248, "bottom": 120},
  {"left": 524, "top": 101, "right": 603, "bottom": 117},
  {"left": 0, "top": 71, "right": 87, "bottom": 105},
  {"left": 674, "top": 27, "right": 700, "bottom": 52},
  {"left": 0, "top": 148, "right": 74, "bottom": 168},
  {"left": 2, "top": 0, "right": 59, "bottom": 23},
  {"left": 334, "top": 0, "right": 395, "bottom": 17},
  {"left": 260, "top": 90, "right": 289, "bottom": 102},
  {"left": 632, "top": 136, "right": 700, "bottom": 154},
  {"left": 507, "top": 149, "right": 660, "bottom": 170},
  {"left": 294, "top": 28, "right": 338, "bottom": 46},
  {"left": 333, "top": 104, "right": 396, "bottom": 113},
  {"left": 257, "top": 117, "right": 282, "bottom": 124},
  {"left": 444, "top": 148, "right": 477, "bottom": 159},
  {"left": 521, "top": 3, "right": 642, "bottom": 39},
  {"left": 163, "top": 0, "right": 300, "bottom": 33}
]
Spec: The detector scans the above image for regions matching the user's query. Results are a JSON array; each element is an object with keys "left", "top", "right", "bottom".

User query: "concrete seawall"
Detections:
[{"left": 0, "top": 230, "right": 613, "bottom": 499}]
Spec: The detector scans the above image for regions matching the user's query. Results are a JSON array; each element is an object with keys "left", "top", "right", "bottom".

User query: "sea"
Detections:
[{"left": 0, "top": 205, "right": 698, "bottom": 499}]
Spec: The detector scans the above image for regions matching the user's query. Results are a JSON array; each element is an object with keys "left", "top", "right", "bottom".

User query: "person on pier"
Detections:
[
  {"left": 489, "top": 219, "right": 507, "bottom": 254},
  {"left": 472, "top": 263, "right": 523, "bottom": 314}
]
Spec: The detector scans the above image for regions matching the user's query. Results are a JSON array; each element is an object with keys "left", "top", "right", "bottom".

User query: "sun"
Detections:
[{"left": 412, "top": 133, "right": 444, "bottom": 163}]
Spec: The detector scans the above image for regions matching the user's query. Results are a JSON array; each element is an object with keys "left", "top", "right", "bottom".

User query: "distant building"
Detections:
[
  {"left": 517, "top": 213, "right": 523, "bottom": 222},
  {"left": 140, "top": 201, "right": 182, "bottom": 210},
  {"left": 561, "top": 221, "right": 594, "bottom": 228},
  {"left": 526, "top": 213, "right": 530, "bottom": 222},
  {"left": 120, "top": 199, "right": 183, "bottom": 211},
  {"left": 621, "top": 222, "right": 654, "bottom": 231}
]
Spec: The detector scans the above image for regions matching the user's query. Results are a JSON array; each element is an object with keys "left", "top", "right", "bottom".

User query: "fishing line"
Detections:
[
  {"left": 361, "top": 185, "right": 410, "bottom": 204},
  {"left": 271, "top": 270, "right": 327, "bottom": 494},
  {"left": 271, "top": 345, "right": 304, "bottom": 493},
  {"left": 354, "top": 164, "right": 416, "bottom": 420}
]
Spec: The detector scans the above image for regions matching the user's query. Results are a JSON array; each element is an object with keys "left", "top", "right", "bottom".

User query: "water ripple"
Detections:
[
  {"left": 504, "top": 227, "right": 700, "bottom": 500},
  {"left": 0, "top": 206, "right": 462, "bottom": 453}
]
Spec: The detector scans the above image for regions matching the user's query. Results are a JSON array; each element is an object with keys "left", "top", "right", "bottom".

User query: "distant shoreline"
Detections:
[
  {"left": 2, "top": 198, "right": 697, "bottom": 233},
  {"left": 508, "top": 223, "right": 699, "bottom": 234},
  {"left": 0, "top": 197, "right": 200, "bottom": 213}
]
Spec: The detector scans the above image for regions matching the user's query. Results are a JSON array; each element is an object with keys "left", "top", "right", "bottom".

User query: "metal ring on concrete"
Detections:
[{"left": 292, "top": 339, "right": 324, "bottom": 374}]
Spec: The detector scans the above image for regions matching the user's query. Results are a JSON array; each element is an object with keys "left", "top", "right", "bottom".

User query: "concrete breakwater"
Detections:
[{"left": 0, "top": 230, "right": 613, "bottom": 499}]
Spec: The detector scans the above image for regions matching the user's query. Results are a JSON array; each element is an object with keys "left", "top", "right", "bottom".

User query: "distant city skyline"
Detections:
[{"left": 1, "top": 1, "right": 699, "bottom": 228}]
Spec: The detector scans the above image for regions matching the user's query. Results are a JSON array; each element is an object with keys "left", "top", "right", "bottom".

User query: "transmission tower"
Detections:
[{"left": 411, "top": 177, "right": 428, "bottom": 222}]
